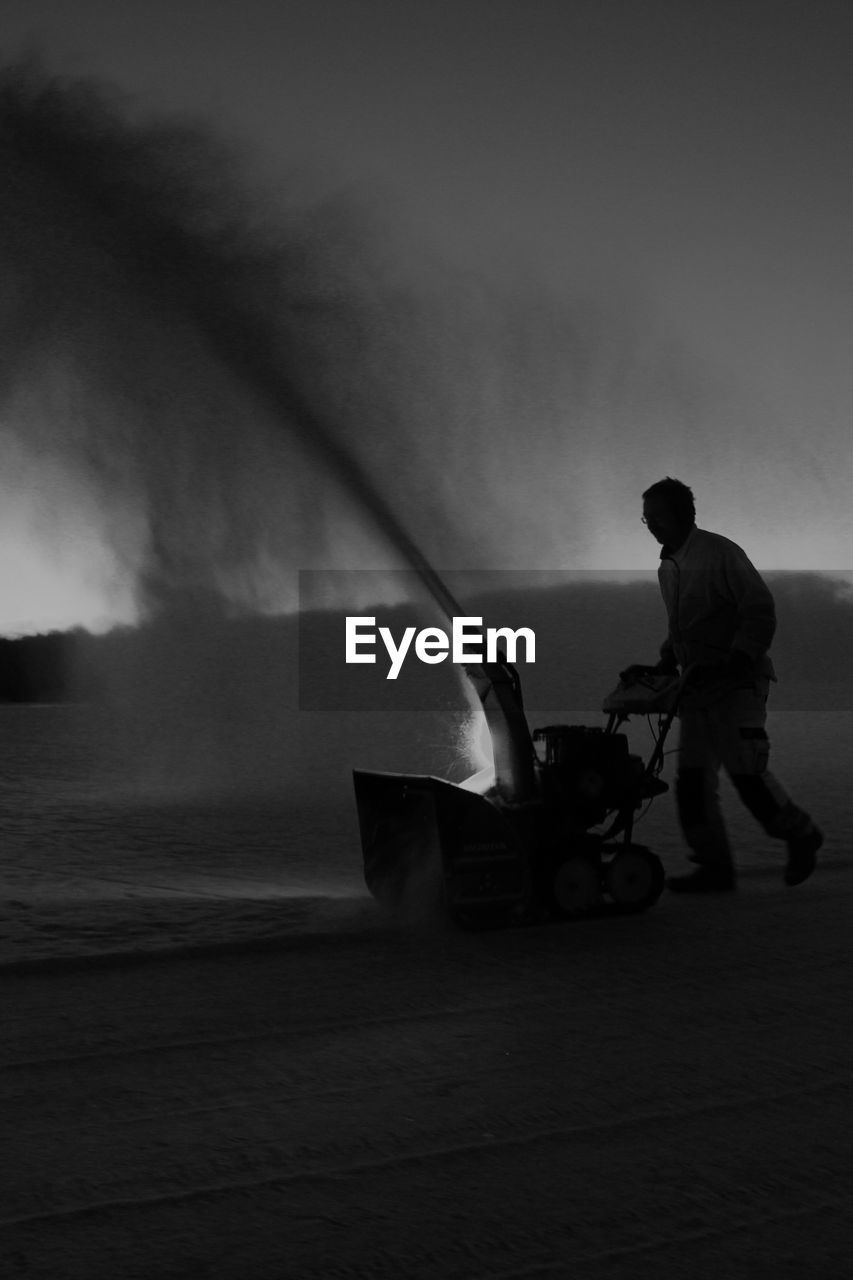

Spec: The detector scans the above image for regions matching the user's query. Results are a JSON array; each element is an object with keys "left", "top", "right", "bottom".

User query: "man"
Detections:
[{"left": 640, "top": 476, "right": 823, "bottom": 892}]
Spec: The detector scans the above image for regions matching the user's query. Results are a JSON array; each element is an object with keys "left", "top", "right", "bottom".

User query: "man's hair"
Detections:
[{"left": 642, "top": 477, "right": 696, "bottom": 525}]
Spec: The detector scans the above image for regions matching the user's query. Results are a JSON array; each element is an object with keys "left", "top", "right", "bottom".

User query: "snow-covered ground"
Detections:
[{"left": 2, "top": 703, "right": 851, "bottom": 1276}]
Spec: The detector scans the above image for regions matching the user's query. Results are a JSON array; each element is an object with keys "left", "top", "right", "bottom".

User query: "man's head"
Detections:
[{"left": 641, "top": 477, "right": 696, "bottom": 550}]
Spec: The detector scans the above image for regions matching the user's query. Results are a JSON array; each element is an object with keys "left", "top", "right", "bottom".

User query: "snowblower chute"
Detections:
[{"left": 353, "top": 660, "right": 681, "bottom": 928}]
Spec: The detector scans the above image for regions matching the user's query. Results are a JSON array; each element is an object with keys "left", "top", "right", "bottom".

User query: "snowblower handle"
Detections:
[
  {"left": 618, "top": 663, "right": 665, "bottom": 683},
  {"left": 601, "top": 664, "right": 693, "bottom": 716}
]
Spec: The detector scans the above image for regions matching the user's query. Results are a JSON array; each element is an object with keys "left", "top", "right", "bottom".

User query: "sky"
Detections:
[{"left": 0, "top": 0, "right": 852, "bottom": 632}]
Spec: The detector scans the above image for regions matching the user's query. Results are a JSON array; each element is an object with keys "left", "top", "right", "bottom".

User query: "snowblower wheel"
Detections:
[
  {"left": 550, "top": 854, "right": 604, "bottom": 919},
  {"left": 604, "top": 845, "right": 665, "bottom": 913}
]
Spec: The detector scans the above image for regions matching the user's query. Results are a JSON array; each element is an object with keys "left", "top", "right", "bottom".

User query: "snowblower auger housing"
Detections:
[{"left": 353, "top": 659, "right": 680, "bottom": 929}]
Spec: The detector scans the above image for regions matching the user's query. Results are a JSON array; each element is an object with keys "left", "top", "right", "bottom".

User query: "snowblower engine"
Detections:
[{"left": 532, "top": 723, "right": 642, "bottom": 829}]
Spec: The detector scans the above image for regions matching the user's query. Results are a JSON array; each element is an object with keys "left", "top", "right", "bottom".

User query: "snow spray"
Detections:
[
  {"left": 0, "top": 63, "right": 473, "bottom": 626},
  {"left": 0, "top": 63, "right": 497, "bottom": 803}
]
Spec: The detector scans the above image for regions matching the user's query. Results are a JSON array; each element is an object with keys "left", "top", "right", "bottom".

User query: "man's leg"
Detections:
[
  {"left": 718, "top": 681, "right": 822, "bottom": 885},
  {"left": 669, "top": 707, "right": 736, "bottom": 892}
]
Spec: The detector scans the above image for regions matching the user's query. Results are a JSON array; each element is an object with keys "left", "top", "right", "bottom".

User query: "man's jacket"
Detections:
[{"left": 658, "top": 526, "right": 776, "bottom": 678}]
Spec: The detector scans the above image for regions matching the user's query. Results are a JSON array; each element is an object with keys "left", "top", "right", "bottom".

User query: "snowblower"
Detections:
[{"left": 353, "top": 657, "right": 684, "bottom": 929}]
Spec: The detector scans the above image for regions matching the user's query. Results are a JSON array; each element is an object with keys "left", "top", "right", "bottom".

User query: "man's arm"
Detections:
[
  {"left": 657, "top": 637, "right": 679, "bottom": 673},
  {"left": 724, "top": 546, "right": 776, "bottom": 661}
]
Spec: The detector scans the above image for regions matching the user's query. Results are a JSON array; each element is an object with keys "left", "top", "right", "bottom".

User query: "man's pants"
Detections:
[{"left": 676, "top": 677, "right": 815, "bottom": 868}]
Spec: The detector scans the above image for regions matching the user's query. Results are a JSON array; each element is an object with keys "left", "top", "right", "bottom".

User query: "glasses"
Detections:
[{"left": 640, "top": 517, "right": 648, "bottom": 525}]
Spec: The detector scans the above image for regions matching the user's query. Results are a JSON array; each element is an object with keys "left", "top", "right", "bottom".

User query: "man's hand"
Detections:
[{"left": 618, "top": 661, "right": 679, "bottom": 684}]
